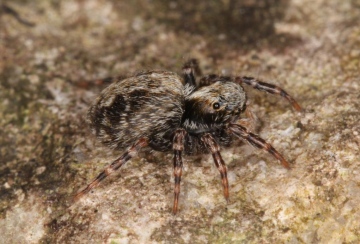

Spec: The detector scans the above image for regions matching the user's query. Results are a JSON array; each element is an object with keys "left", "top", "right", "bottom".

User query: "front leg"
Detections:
[
  {"left": 198, "top": 74, "right": 219, "bottom": 87},
  {"left": 201, "top": 133, "right": 230, "bottom": 203},
  {"left": 229, "top": 124, "right": 291, "bottom": 169},
  {"left": 172, "top": 129, "right": 187, "bottom": 214},
  {"left": 235, "top": 76, "right": 302, "bottom": 111},
  {"left": 237, "top": 104, "right": 258, "bottom": 132}
]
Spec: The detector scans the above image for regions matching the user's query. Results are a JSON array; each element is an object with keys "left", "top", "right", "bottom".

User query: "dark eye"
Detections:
[{"left": 213, "top": 102, "right": 220, "bottom": 110}]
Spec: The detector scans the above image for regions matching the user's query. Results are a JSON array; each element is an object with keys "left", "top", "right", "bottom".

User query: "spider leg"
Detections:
[
  {"left": 74, "top": 138, "right": 148, "bottom": 201},
  {"left": 235, "top": 76, "right": 302, "bottom": 111},
  {"left": 229, "top": 124, "right": 291, "bottom": 169},
  {"left": 237, "top": 105, "right": 258, "bottom": 132},
  {"left": 172, "top": 129, "right": 187, "bottom": 214},
  {"left": 1, "top": 3, "right": 35, "bottom": 27},
  {"left": 198, "top": 74, "right": 220, "bottom": 87},
  {"left": 201, "top": 133, "right": 230, "bottom": 203},
  {"left": 182, "top": 59, "right": 201, "bottom": 87}
]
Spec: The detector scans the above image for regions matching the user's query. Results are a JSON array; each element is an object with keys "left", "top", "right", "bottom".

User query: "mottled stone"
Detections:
[{"left": 0, "top": 0, "right": 359, "bottom": 243}]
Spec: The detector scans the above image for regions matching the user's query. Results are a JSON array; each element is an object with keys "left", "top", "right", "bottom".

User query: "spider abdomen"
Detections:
[{"left": 87, "top": 71, "right": 185, "bottom": 150}]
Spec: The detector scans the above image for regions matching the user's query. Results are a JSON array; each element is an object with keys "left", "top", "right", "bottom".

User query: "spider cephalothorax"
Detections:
[
  {"left": 182, "top": 78, "right": 246, "bottom": 134},
  {"left": 75, "top": 59, "right": 302, "bottom": 214}
]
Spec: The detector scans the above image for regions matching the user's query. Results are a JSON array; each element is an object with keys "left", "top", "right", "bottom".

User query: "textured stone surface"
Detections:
[{"left": 0, "top": 0, "right": 359, "bottom": 243}]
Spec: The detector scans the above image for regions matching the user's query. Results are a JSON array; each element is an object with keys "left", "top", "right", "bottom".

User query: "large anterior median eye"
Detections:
[{"left": 213, "top": 102, "right": 220, "bottom": 110}]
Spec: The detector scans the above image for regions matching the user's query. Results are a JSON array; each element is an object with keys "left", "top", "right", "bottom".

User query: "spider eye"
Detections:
[{"left": 213, "top": 102, "right": 220, "bottom": 110}]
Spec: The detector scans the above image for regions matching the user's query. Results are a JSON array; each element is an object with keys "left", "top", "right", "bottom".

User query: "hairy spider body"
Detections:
[
  {"left": 87, "top": 71, "right": 185, "bottom": 152},
  {"left": 76, "top": 59, "right": 302, "bottom": 214},
  {"left": 88, "top": 70, "right": 245, "bottom": 154}
]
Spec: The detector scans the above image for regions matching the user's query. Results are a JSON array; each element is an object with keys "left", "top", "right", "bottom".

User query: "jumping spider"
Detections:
[{"left": 75, "top": 59, "right": 302, "bottom": 214}]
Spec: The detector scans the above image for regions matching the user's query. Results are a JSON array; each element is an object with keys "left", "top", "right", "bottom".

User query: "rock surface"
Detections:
[{"left": 0, "top": 0, "right": 359, "bottom": 243}]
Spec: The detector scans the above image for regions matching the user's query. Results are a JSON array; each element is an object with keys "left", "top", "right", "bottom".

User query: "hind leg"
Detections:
[{"left": 74, "top": 138, "right": 148, "bottom": 201}]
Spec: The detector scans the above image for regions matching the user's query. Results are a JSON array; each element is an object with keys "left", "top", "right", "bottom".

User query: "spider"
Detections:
[{"left": 75, "top": 59, "right": 302, "bottom": 214}]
